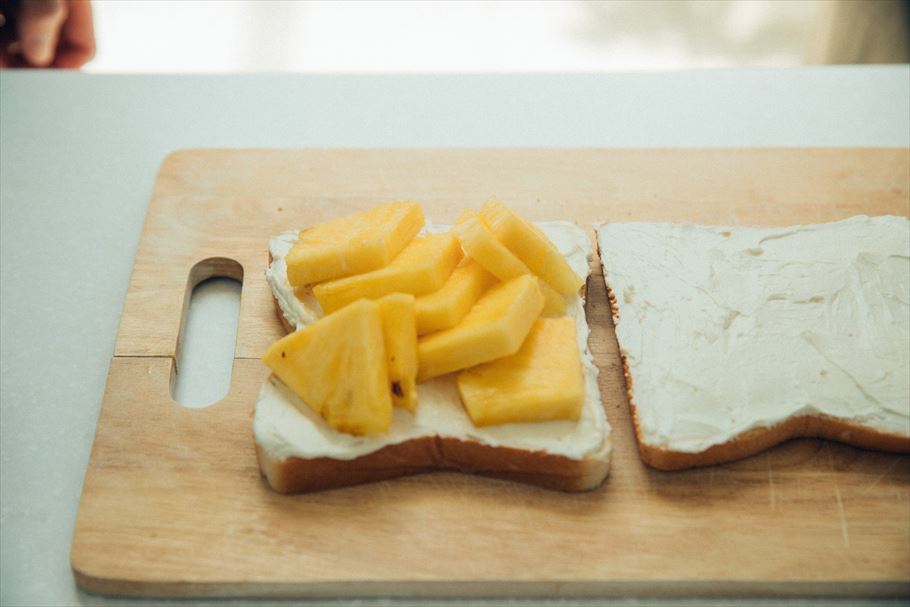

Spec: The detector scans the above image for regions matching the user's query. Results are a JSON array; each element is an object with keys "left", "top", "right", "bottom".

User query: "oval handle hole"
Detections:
[{"left": 171, "top": 259, "right": 243, "bottom": 408}]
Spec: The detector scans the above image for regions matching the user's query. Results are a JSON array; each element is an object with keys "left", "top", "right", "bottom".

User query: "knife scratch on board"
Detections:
[
  {"left": 767, "top": 452, "right": 776, "bottom": 512},
  {"left": 834, "top": 483, "right": 850, "bottom": 548},
  {"left": 858, "top": 458, "right": 898, "bottom": 497}
]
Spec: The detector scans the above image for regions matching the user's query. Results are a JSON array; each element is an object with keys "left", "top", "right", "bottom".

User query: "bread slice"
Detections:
[
  {"left": 255, "top": 377, "right": 611, "bottom": 493},
  {"left": 597, "top": 215, "right": 910, "bottom": 471},
  {"left": 257, "top": 222, "right": 611, "bottom": 492}
]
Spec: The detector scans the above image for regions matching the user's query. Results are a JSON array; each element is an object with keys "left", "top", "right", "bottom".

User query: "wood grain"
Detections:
[{"left": 74, "top": 149, "right": 910, "bottom": 598}]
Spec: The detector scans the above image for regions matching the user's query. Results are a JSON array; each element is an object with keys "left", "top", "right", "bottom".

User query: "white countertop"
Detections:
[{"left": 1, "top": 67, "right": 909, "bottom": 607}]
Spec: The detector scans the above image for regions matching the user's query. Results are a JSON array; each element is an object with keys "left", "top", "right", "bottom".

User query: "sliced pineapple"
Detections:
[
  {"left": 417, "top": 274, "right": 544, "bottom": 381},
  {"left": 286, "top": 201, "right": 424, "bottom": 287},
  {"left": 314, "top": 233, "right": 463, "bottom": 314},
  {"left": 537, "top": 277, "right": 567, "bottom": 317},
  {"left": 452, "top": 208, "right": 571, "bottom": 314},
  {"left": 262, "top": 299, "right": 392, "bottom": 436},
  {"left": 457, "top": 317, "right": 584, "bottom": 426},
  {"left": 479, "top": 197, "right": 584, "bottom": 294},
  {"left": 452, "top": 209, "right": 530, "bottom": 281},
  {"left": 414, "top": 259, "right": 496, "bottom": 336},
  {"left": 377, "top": 293, "right": 418, "bottom": 412}
]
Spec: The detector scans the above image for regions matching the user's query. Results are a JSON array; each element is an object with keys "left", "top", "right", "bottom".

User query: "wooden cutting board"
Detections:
[{"left": 72, "top": 149, "right": 910, "bottom": 599}]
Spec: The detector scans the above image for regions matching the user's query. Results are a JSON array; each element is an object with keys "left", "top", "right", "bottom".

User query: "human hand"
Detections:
[{"left": 0, "top": 0, "right": 95, "bottom": 68}]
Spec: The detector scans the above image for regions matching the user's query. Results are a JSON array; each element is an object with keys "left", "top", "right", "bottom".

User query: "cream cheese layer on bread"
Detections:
[
  {"left": 257, "top": 222, "right": 610, "bottom": 462},
  {"left": 597, "top": 215, "right": 910, "bottom": 454},
  {"left": 265, "top": 231, "right": 322, "bottom": 328}
]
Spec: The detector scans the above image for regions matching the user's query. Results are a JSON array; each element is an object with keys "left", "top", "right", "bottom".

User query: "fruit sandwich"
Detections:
[{"left": 255, "top": 199, "right": 612, "bottom": 493}]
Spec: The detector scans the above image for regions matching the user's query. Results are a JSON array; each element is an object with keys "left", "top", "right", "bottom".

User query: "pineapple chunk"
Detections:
[
  {"left": 314, "top": 233, "right": 463, "bottom": 314},
  {"left": 262, "top": 300, "right": 392, "bottom": 436},
  {"left": 377, "top": 293, "right": 418, "bottom": 412},
  {"left": 479, "top": 198, "right": 584, "bottom": 294},
  {"left": 457, "top": 317, "right": 584, "bottom": 426},
  {"left": 537, "top": 277, "right": 567, "bottom": 317},
  {"left": 453, "top": 209, "right": 569, "bottom": 314},
  {"left": 417, "top": 274, "right": 544, "bottom": 381},
  {"left": 286, "top": 201, "right": 424, "bottom": 287},
  {"left": 414, "top": 259, "right": 496, "bottom": 336},
  {"left": 452, "top": 209, "right": 530, "bottom": 281}
]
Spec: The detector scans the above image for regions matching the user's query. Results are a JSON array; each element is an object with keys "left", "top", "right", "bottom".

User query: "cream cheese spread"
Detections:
[
  {"left": 597, "top": 215, "right": 910, "bottom": 453},
  {"left": 265, "top": 232, "right": 321, "bottom": 328},
  {"left": 256, "top": 222, "right": 610, "bottom": 461}
]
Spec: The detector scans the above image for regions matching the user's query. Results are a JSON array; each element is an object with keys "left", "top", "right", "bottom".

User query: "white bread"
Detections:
[
  {"left": 597, "top": 216, "right": 910, "bottom": 471},
  {"left": 256, "top": 222, "right": 611, "bottom": 492},
  {"left": 255, "top": 399, "right": 611, "bottom": 493}
]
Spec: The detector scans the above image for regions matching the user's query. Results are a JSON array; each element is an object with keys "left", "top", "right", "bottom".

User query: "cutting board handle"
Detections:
[{"left": 171, "top": 257, "right": 244, "bottom": 406}]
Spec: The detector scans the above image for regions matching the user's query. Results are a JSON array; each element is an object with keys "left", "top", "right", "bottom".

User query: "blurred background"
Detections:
[{"left": 83, "top": 0, "right": 909, "bottom": 73}]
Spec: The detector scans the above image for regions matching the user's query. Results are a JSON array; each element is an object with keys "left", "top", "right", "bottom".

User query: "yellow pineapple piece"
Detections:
[
  {"left": 417, "top": 274, "right": 544, "bottom": 381},
  {"left": 286, "top": 201, "right": 424, "bottom": 287},
  {"left": 377, "top": 293, "right": 418, "bottom": 412},
  {"left": 457, "top": 317, "right": 584, "bottom": 426},
  {"left": 452, "top": 209, "right": 530, "bottom": 282},
  {"left": 314, "top": 233, "right": 463, "bottom": 314},
  {"left": 414, "top": 260, "right": 496, "bottom": 336},
  {"left": 479, "top": 197, "right": 584, "bottom": 294},
  {"left": 262, "top": 300, "right": 392, "bottom": 436},
  {"left": 537, "top": 277, "right": 567, "bottom": 317},
  {"left": 453, "top": 209, "right": 569, "bottom": 313}
]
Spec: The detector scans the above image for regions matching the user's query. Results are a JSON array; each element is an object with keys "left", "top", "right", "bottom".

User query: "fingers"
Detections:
[
  {"left": 54, "top": 0, "right": 94, "bottom": 68},
  {"left": 0, "top": 1, "right": 22, "bottom": 67},
  {"left": 17, "top": 0, "right": 68, "bottom": 66}
]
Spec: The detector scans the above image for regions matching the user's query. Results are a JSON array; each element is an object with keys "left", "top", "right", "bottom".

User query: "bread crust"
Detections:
[
  {"left": 636, "top": 411, "right": 910, "bottom": 471},
  {"left": 256, "top": 433, "right": 611, "bottom": 493},
  {"left": 601, "top": 277, "right": 910, "bottom": 471},
  {"left": 262, "top": 244, "right": 609, "bottom": 493}
]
